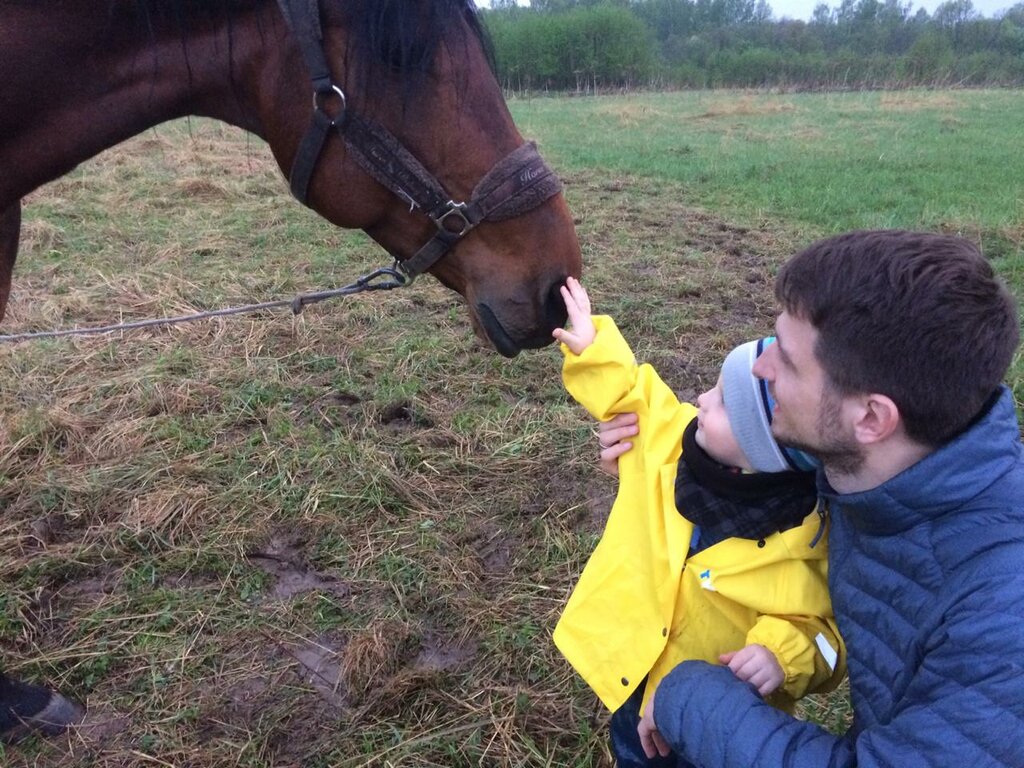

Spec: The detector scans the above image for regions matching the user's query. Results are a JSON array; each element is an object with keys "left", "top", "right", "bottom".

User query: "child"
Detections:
[{"left": 551, "top": 278, "right": 844, "bottom": 767}]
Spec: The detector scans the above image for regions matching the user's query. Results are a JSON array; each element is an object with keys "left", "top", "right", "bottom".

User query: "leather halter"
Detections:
[{"left": 276, "top": 0, "right": 564, "bottom": 280}]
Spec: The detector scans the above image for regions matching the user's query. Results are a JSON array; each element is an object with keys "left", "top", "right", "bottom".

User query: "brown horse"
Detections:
[{"left": 0, "top": 0, "right": 581, "bottom": 356}]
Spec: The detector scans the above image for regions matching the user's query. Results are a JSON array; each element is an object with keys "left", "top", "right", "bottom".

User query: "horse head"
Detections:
[
  {"left": 0, "top": 0, "right": 581, "bottom": 354},
  {"left": 258, "top": 0, "right": 583, "bottom": 356}
]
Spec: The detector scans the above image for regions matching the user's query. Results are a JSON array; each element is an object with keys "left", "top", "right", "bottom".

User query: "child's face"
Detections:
[{"left": 695, "top": 375, "right": 753, "bottom": 470}]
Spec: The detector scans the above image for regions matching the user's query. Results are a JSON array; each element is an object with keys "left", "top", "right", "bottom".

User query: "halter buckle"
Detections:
[{"left": 434, "top": 201, "right": 473, "bottom": 237}]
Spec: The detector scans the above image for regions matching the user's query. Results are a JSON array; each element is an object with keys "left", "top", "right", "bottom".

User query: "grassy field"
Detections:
[
  {"left": 0, "top": 89, "right": 1020, "bottom": 767},
  {"left": 511, "top": 89, "right": 1024, "bottom": 238}
]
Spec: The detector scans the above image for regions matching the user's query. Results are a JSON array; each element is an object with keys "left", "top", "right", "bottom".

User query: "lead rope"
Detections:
[{"left": 0, "top": 262, "right": 410, "bottom": 343}]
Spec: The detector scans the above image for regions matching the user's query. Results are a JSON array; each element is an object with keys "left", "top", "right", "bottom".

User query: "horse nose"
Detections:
[{"left": 545, "top": 279, "right": 569, "bottom": 333}]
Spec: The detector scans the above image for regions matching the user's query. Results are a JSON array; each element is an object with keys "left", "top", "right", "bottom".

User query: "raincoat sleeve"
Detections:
[
  {"left": 746, "top": 614, "right": 846, "bottom": 700},
  {"left": 561, "top": 315, "right": 691, "bottom": 468}
]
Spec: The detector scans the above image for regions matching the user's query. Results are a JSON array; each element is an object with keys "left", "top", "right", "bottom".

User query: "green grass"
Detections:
[
  {"left": 511, "top": 89, "right": 1024, "bottom": 237},
  {"left": 1, "top": 91, "right": 1021, "bottom": 765}
]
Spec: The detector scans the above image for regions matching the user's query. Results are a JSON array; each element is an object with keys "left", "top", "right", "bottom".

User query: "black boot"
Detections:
[{"left": 0, "top": 672, "right": 85, "bottom": 745}]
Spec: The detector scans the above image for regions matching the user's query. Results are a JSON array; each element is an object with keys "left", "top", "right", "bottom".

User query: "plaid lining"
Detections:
[{"left": 675, "top": 418, "right": 818, "bottom": 551}]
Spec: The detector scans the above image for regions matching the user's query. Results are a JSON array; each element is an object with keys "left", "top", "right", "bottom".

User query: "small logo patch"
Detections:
[{"left": 699, "top": 568, "right": 715, "bottom": 591}]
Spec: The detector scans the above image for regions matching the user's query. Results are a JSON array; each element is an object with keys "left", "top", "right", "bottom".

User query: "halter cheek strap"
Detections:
[{"left": 276, "top": 0, "right": 563, "bottom": 280}]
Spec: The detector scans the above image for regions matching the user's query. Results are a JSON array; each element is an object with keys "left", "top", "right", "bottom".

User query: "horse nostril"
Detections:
[{"left": 546, "top": 279, "right": 569, "bottom": 330}]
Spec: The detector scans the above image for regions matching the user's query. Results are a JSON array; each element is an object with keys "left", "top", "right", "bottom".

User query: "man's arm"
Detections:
[
  {"left": 653, "top": 577, "right": 1024, "bottom": 768},
  {"left": 652, "top": 662, "right": 854, "bottom": 767}
]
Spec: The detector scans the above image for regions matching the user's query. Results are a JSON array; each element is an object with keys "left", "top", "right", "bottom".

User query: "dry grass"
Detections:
[
  {"left": 0, "top": 119, "right": 846, "bottom": 766},
  {"left": 877, "top": 92, "right": 960, "bottom": 111},
  {"left": 693, "top": 95, "right": 799, "bottom": 119},
  {"left": 593, "top": 102, "right": 672, "bottom": 127}
]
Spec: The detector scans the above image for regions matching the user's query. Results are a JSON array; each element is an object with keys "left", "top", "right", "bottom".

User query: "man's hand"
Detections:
[
  {"left": 551, "top": 276, "right": 596, "bottom": 355},
  {"left": 638, "top": 686, "right": 671, "bottom": 759},
  {"left": 720, "top": 644, "right": 785, "bottom": 697},
  {"left": 596, "top": 412, "right": 638, "bottom": 477}
]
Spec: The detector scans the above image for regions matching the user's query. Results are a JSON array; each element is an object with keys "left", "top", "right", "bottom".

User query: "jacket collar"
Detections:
[{"left": 818, "top": 386, "right": 1022, "bottom": 535}]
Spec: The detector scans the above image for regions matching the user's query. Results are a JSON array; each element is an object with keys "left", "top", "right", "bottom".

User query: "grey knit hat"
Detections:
[{"left": 720, "top": 337, "right": 817, "bottom": 473}]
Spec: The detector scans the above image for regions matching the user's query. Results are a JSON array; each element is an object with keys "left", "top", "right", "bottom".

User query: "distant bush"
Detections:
[
  {"left": 487, "top": 5, "right": 656, "bottom": 92},
  {"left": 482, "top": 0, "right": 1024, "bottom": 91}
]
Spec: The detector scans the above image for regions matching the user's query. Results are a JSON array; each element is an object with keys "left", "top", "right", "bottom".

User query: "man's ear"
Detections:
[{"left": 852, "top": 393, "right": 901, "bottom": 445}]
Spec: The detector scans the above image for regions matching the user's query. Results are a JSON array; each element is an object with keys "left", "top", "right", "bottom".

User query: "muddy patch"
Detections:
[
  {"left": 287, "top": 636, "right": 348, "bottom": 709},
  {"left": 288, "top": 388, "right": 364, "bottom": 431},
  {"left": 379, "top": 400, "right": 434, "bottom": 430},
  {"left": 222, "top": 675, "right": 272, "bottom": 720},
  {"left": 656, "top": 357, "right": 719, "bottom": 405},
  {"left": 246, "top": 537, "right": 350, "bottom": 601},
  {"left": 270, "top": 623, "right": 477, "bottom": 713},
  {"left": 53, "top": 568, "right": 121, "bottom": 609},
  {"left": 583, "top": 484, "right": 616, "bottom": 536},
  {"left": 460, "top": 523, "right": 515, "bottom": 578},
  {"left": 414, "top": 630, "right": 477, "bottom": 672},
  {"left": 25, "top": 512, "right": 71, "bottom": 548},
  {"left": 71, "top": 701, "right": 133, "bottom": 747}
]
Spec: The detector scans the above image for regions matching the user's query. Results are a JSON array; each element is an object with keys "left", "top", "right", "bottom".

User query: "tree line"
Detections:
[{"left": 482, "top": 0, "right": 1024, "bottom": 90}]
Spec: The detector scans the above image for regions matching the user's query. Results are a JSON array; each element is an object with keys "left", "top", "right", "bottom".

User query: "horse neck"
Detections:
[{"left": 0, "top": 0, "right": 283, "bottom": 208}]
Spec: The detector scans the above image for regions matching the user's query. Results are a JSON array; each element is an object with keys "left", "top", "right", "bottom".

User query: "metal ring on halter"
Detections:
[
  {"left": 313, "top": 84, "right": 347, "bottom": 123},
  {"left": 434, "top": 201, "right": 473, "bottom": 237},
  {"left": 393, "top": 258, "right": 419, "bottom": 285}
]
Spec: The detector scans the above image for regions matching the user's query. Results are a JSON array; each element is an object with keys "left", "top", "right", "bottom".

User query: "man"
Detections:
[{"left": 599, "top": 230, "right": 1024, "bottom": 766}]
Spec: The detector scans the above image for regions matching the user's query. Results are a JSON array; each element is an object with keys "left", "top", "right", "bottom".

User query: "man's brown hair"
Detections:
[{"left": 776, "top": 230, "right": 1019, "bottom": 446}]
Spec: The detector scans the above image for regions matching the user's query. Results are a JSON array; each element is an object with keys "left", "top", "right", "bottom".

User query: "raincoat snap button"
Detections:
[
  {"left": 757, "top": 539, "right": 766, "bottom": 548},
  {"left": 621, "top": 677, "right": 629, "bottom": 686},
  {"left": 662, "top": 627, "right": 668, "bottom": 637}
]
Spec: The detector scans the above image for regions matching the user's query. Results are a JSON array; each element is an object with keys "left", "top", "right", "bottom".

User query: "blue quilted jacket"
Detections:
[{"left": 652, "top": 386, "right": 1024, "bottom": 767}]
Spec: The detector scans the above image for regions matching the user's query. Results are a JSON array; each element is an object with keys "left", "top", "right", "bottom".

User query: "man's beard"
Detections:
[{"left": 778, "top": 383, "right": 865, "bottom": 477}]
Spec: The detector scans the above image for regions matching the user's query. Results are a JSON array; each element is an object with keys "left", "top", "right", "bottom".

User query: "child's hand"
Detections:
[
  {"left": 720, "top": 644, "right": 784, "bottom": 697},
  {"left": 552, "top": 276, "right": 596, "bottom": 355}
]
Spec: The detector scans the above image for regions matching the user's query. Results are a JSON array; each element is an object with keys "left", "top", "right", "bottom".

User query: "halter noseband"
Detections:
[{"left": 276, "top": 0, "right": 563, "bottom": 281}]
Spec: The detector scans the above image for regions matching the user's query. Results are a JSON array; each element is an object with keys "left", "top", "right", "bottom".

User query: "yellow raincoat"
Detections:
[{"left": 553, "top": 316, "right": 845, "bottom": 713}]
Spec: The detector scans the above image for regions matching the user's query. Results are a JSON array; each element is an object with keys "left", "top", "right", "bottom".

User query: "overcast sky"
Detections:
[
  {"left": 477, "top": 0, "right": 1017, "bottom": 22},
  {"left": 769, "top": 0, "right": 1015, "bottom": 19}
]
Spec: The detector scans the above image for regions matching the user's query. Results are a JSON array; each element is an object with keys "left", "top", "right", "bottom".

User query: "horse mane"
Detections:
[
  {"left": 344, "top": 0, "right": 493, "bottom": 77},
  {"left": 343, "top": 0, "right": 495, "bottom": 106},
  {"left": 122, "top": 0, "right": 494, "bottom": 107}
]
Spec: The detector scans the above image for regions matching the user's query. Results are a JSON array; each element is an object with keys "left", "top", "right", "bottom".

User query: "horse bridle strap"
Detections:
[{"left": 276, "top": 0, "right": 563, "bottom": 279}]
